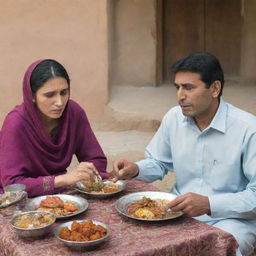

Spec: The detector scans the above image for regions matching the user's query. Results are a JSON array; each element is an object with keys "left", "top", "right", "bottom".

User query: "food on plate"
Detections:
[
  {"left": 38, "top": 196, "right": 78, "bottom": 217},
  {"left": 82, "top": 181, "right": 120, "bottom": 194},
  {"left": 13, "top": 212, "right": 55, "bottom": 228},
  {"left": 127, "top": 196, "right": 180, "bottom": 219},
  {"left": 0, "top": 191, "right": 24, "bottom": 208},
  {"left": 59, "top": 220, "right": 107, "bottom": 241}
]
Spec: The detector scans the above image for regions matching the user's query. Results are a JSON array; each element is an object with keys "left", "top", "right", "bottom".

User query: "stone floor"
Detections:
[{"left": 90, "top": 81, "right": 256, "bottom": 192}]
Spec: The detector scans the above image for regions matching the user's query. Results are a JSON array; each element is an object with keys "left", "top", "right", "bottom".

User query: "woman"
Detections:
[{"left": 0, "top": 59, "right": 108, "bottom": 197}]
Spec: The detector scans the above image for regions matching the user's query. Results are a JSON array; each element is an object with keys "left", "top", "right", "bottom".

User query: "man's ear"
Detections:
[{"left": 210, "top": 81, "right": 221, "bottom": 98}]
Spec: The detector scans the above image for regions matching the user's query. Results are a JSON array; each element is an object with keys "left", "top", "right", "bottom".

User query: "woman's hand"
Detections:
[{"left": 55, "top": 162, "right": 101, "bottom": 188}]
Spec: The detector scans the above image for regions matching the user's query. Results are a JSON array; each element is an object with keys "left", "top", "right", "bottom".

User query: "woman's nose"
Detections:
[{"left": 55, "top": 95, "right": 63, "bottom": 106}]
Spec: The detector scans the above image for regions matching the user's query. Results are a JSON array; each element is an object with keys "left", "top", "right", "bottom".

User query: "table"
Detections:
[{"left": 0, "top": 180, "right": 238, "bottom": 256}]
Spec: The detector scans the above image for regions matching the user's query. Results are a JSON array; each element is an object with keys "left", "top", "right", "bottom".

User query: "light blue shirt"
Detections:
[{"left": 136, "top": 99, "right": 256, "bottom": 222}]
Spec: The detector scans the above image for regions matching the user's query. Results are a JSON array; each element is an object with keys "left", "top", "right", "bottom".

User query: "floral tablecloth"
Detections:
[{"left": 0, "top": 180, "right": 238, "bottom": 256}]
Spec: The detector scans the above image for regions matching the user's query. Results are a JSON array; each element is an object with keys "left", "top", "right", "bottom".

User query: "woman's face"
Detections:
[{"left": 34, "top": 77, "right": 69, "bottom": 122}]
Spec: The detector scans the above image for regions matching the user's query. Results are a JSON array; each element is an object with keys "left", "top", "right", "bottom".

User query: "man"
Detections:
[{"left": 110, "top": 52, "right": 256, "bottom": 256}]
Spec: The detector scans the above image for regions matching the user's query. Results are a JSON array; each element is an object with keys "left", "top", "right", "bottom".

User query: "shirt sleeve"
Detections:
[
  {"left": 0, "top": 117, "right": 59, "bottom": 197},
  {"left": 75, "top": 109, "right": 108, "bottom": 179},
  {"left": 209, "top": 131, "right": 256, "bottom": 219},
  {"left": 136, "top": 112, "right": 174, "bottom": 183}
]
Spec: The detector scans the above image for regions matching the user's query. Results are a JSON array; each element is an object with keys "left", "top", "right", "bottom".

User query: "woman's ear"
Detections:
[
  {"left": 211, "top": 81, "right": 221, "bottom": 98},
  {"left": 32, "top": 98, "right": 35, "bottom": 103}
]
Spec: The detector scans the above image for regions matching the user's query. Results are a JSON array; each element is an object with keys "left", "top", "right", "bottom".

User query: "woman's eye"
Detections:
[{"left": 45, "top": 93, "right": 55, "bottom": 98}]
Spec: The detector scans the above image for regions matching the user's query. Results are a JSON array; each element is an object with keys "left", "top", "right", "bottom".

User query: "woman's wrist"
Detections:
[{"left": 54, "top": 174, "right": 68, "bottom": 188}]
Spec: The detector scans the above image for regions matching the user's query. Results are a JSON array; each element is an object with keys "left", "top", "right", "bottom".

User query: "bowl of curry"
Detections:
[
  {"left": 11, "top": 211, "right": 56, "bottom": 239},
  {"left": 55, "top": 219, "right": 110, "bottom": 250}
]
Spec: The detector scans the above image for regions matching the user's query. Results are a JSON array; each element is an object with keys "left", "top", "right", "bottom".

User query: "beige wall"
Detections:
[
  {"left": 240, "top": 0, "right": 256, "bottom": 83},
  {"left": 0, "top": 0, "right": 109, "bottom": 125},
  {"left": 112, "top": 0, "right": 157, "bottom": 86}
]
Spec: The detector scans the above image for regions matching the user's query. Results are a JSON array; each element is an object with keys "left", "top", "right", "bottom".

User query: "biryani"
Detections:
[
  {"left": 127, "top": 196, "right": 180, "bottom": 219},
  {"left": 37, "top": 196, "right": 78, "bottom": 217}
]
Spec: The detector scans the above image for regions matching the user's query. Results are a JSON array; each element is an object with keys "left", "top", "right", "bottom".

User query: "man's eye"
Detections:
[{"left": 61, "top": 89, "right": 69, "bottom": 96}]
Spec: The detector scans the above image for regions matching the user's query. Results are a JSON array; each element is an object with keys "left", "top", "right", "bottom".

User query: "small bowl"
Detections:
[
  {"left": 11, "top": 211, "right": 56, "bottom": 239},
  {"left": 55, "top": 220, "right": 110, "bottom": 250},
  {"left": 4, "top": 184, "right": 26, "bottom": 192}
]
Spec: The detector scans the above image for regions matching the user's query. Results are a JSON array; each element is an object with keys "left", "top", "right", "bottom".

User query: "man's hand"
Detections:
[
  {"left": 108, "top": 160, "right": 139, "bottom": 182},
  {"left": 167, "top": 192, "right": 210, "bottom": 217}
]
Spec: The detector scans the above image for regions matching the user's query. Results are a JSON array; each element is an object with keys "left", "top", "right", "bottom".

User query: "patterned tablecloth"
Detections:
[{"left": 0, "top": 180, "right": 238, "bottom": 256}]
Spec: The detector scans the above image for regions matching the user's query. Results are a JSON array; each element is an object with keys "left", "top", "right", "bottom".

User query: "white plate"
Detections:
[
  {"left": 76, "top": 180, "right": 126, "bottom": 198},
  {"left": 115, "top": 191, "right": 183, "bottom": 221},
  {"left": 26, "top": 194, "right": 88, "bottom": 219}
]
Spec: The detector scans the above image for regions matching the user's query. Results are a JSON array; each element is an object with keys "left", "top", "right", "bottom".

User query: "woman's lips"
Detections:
[{"left": 51, "top": 109, "right": 62, "bottom": 114}]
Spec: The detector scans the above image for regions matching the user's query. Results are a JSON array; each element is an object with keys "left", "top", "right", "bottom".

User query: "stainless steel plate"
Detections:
[
  {"left": 26, "top": 194, "right": 88, "bottom": 219},
  {"left": 76, "top": 180, "right": 126, "bottom": 198},
  {"left": 0, "top": 191, "right": 27, "bottom": 209},
  {"left": 54, "top": 219, "right": 110, "bottom": 250},
  {"left": 115, "top": 191, "right": 183, "bottom": 221}
]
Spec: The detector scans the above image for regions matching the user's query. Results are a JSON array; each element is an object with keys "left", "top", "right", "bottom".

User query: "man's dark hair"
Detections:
[
  {"left": 172, "top": 52, "right": 224, "bottom": 97},
  {"left": 30, "top": 59, "right": 70, "bottom": 95}
]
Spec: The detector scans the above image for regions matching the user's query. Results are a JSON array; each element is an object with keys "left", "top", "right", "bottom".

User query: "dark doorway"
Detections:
[{"left": 162, "top": 0, "right": 242, "bottom": 81}]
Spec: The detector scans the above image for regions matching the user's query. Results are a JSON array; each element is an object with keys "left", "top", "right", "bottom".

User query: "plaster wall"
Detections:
[
  {"left": 0, "top": 0, "right": 109, "bottom": 125},
  {"left": 240, "top": 0, "right": 256, "bottom": 83},
  {"left": 112, "top": 0, "right": 157, "bottom": 86}
]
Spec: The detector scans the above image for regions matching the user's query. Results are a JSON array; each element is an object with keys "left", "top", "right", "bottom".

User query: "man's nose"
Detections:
[{"left": 177, "top": 88, "right": 186, "bottom": 100}]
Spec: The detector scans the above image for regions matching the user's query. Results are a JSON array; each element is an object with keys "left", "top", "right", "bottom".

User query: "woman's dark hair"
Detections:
[
  {"left": 30, "top": 59, "right": 70, "bottom": 95},
  {"left": 172, "top": 52, "right": 224, "bottom": 97}
]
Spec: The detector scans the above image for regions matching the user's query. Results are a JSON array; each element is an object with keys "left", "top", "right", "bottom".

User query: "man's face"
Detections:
[{"left": 174, "top": 71, "right": 219, "bottom": 119}]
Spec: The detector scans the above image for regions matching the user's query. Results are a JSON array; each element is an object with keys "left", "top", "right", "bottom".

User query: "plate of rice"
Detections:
[{"left": 115, "top": 191, "right": 183, "bottom": 221}]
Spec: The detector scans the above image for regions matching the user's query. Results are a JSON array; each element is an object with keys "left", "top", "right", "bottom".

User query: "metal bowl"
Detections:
[
  {"left": 55, "top": 220, "right": 110, "bottom": 250},
  {"left": 11, "top": 211, "right": 56, "bottom": 239},
  {"left": 76, "top": 180, "right": 126, "bottom": 198},
  {"left": 4, "top": 184, "right": 26, "bottom": 192}
]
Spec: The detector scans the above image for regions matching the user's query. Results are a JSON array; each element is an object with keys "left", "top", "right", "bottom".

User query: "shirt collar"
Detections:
[
  {"left": 208, "top": 98, "right": 227, "bottom": 133},
  {"left": 182, "top": 98, "right": 227, "bottom": 133}
]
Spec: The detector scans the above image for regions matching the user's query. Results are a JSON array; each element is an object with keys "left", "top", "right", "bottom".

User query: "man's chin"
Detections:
[{"left": 181, "top": 110, "right": 194, "bottom": 117}]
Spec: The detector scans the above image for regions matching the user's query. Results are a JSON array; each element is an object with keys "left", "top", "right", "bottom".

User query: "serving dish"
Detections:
[
  {"left": 115, "top": 191, "right": 183, "bottom": 221},
  {"left": 26, "top": 194, "right": 88, "bottom": 219},
  {"left": 11, "top": 210, "right": 56, "bottom": 239},
  {"left": 0, "top": 188, "right": 27, "bottom": 209},
  {"left": 54, "top": 219, "right": 110, "bottom": 250},
  {"left": 76, "top": 180, "right": 126, "bottom": 198}
]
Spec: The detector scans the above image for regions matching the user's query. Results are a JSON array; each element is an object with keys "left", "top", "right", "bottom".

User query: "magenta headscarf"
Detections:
[{"left": 0, "top": 60, "right": 107, "bottom": 197}]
